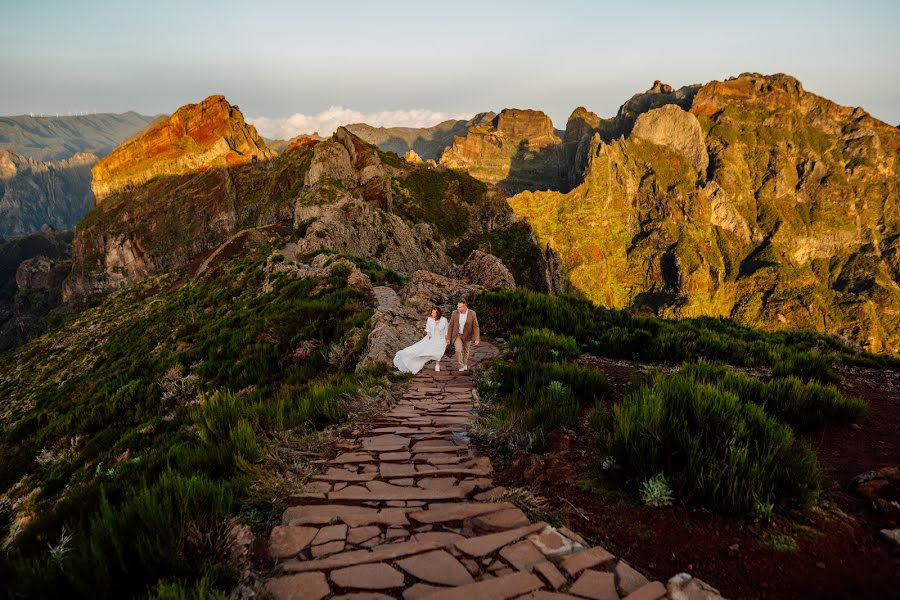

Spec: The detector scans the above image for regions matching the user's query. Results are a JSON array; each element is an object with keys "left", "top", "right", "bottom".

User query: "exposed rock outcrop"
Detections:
[
  {"left": 0, "top": 150, "right": 96, "bottom": 239},
  {"left": 613, "top": 80, "right": 701, "bottom": 137},
  {"left": 345, "top": 113, "right": 494, "bottom": 162},
  {"left": 453, "top": 250, "right": 515, "bottom": 289},
  {"left": 402, "top": 150, "right": 423, "bottom": 165},
  {"left": 294, "top": 196, "right": 450, "bottom": 276},
  {"left": 90, "top": 95, "right": 274, "bottom": 201},
  {"left": 0, "top": 229, "right": 73, "bottom": 350},
  {"left": 509, "top": 73, "right": 900, "bottom": 353},
  {"left": 14, "top": 255, "right": 70, "bottom": 340},
  {"left": 632, "top": 105, "right": 709, "bottom": 176},
  {"left": 440, "top": 109, "right": 565, "bottom": 194}
]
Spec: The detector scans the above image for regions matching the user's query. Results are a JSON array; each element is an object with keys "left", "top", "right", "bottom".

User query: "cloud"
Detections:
[{"left": 249, "top": 106, "right": 471, "bottom": 139}]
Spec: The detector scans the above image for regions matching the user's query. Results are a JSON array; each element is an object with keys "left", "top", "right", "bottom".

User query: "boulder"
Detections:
[
  {"left": 400, "top": 270, "right": 479, "bottom": 314},
  {"left": 403, "top": 150, "right": 424, "bottom": 165},
  {"left": 304, "top": 140, "right": 357, "bottom": 188},
  {"left": 667, "top": 573, "right": 725, "bottom": 600},
  {"left": 632, "top": 105, "right": 709, "bottom": 177},
  {"left": 454, "top": 251, "right": 515, "bottom": 289},
  {"left": 294, "top": 196, "right": 450, "bottom": 277}
]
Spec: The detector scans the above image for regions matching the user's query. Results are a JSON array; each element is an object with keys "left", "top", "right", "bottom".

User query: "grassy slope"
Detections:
[{"left": 0, "top": 236, "right": 380, "bottom": 598}]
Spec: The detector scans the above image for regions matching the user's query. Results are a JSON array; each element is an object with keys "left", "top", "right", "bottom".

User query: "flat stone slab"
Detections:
[
  {"left": 265, "top": 572, "right": 330, "bottom": 600},
  {"left": 396, "top": 549, "right": 474, "bottom": 586},
  {"left": 341, "top": 510, "right": 411, "bottom": 528},
  {"left": 570, "top": 570, "right": 618, "bottom": 600},
  {"left": 313, "top": 468, "right": 377, "bottom": 482},
  {"left": 455, "top": 523, "right": 547, "bottom": 558},
  {"left": 560, "top": 546, "right": 616, "bottom": 577},
  {"left": 622, "top": 581, "right": 666, "bottom": 600},
  {"left": 469, "top": 507, "right": 530, "bottom": 533},
  {"left": 329, "top": 485, "right": 468, "bottom": 502},
  {"left": 424, "top": 571, "right": 544, "bottom": 600},
  {"left": 499, "top": 539, "right": 547, "bottom": 572},
  {"left": 408, "top": 502, "right": 514, "bottom": 524},
  {"left": 282, "top": 540, "right": 444, "bottom": 573},
  {"left": 312, "top": 524, "right": 347, "bottom": 545},
  {"left": 330, "top": 563, "right": 404, "bottom": 590},
  {"left": 361, "top": 434, "right": 411, "bottom": 452},
  {"left": 332, "top": 452, "right": 375, "bottom": 463},
  {"left": 283, "top": 504, "right": 377, "bottom": 526},
  {"left": 269, "top": 526, "right": 318, "bottom": 558}
]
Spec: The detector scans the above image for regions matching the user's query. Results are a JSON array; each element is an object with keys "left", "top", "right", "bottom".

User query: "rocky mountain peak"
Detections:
[
  {"left": 490, "top": 109, "right": 558, "bottom": 144},
  {"left": 649, "top": 80, "right": 674, "bottom": 94},
  {"left": 631, "top": 104, "right": 709, "bottom": 176},
  {"left": 564, "top": 107, "right": 601, "bottom": 142},
  {"left": 90, "top": 95, "right": 274, "bottom": 201},
  {"left": 614, "top": 81, "right": 701, "bottom": 137},
  {"left": 439, "top": 108, "right": 564, "bottom": 194}
]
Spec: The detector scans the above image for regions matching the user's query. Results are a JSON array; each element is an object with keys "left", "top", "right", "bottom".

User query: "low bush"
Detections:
[
  {"left": 679, "top": 361, "right": 867, "bottom": 432},
  {"left": 601, "top": 370, "right": 821, "bottom": 515},
  {"left": 509, "top": 328, "right": 580, "bottom": 363},
  {"left": 477, "top": 345, "right": 608, "bottom": 450},
  {"left": 772, "top": 351, "right": 839, "bottom": 385},
  {"left": 476, "top": 289, "right": 900, "bottom": 369}
]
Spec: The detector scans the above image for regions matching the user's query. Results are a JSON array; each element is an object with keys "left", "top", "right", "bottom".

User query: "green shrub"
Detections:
[
  {"left": 772, "top": 351, "right": 839, "bottom": 385},
  {"left": 601, "top": 371, "right": 820, "bottom": 515},
  {"left": 510, "top": 328, "right": 580, "bottom": 363},
  {"left": 475, "top": 288, "right": 900, "bottom": 369},
  {"left": 478, "top": 356, "right": 608, "bottom": 450},
  {"left": 679, "top": 361, "right": 867, "bottom": 431}
]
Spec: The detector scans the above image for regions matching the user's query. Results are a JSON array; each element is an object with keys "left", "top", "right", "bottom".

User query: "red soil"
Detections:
[{"left": 485, "top": 357, "right": 900, "bottom": 600}]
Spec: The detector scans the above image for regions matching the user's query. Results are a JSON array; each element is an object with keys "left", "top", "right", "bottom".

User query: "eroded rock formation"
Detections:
[{"left": 90, "top": 95, "right": 274, "bottom": 201}]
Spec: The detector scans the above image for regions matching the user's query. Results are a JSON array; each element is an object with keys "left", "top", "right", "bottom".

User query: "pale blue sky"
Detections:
[{"left": 2, "top": 0, "right": 899, "bottom": 133}]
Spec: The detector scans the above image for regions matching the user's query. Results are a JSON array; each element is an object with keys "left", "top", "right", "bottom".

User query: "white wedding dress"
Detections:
[{"left": 393, "top": 316, "right": 448, "bottom": 374}]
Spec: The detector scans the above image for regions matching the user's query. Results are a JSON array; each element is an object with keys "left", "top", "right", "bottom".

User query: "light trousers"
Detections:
[{"left": 453, "top": 337, "right": 471, "bottom": 369}]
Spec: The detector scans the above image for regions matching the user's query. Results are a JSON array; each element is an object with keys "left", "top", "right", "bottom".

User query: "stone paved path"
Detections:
[{"left": 263, "top": 342, "right": 674, "bottom": 600}]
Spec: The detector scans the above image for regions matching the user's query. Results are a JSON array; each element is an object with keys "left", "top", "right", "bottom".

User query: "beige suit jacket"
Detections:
[{"left": 447, "top": 309, "right": 480, "bottom": 345}]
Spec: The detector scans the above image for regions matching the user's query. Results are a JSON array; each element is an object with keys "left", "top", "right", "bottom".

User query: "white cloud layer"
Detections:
[{"left": 249, "top": 106, "right": 471, "bottom": 140}]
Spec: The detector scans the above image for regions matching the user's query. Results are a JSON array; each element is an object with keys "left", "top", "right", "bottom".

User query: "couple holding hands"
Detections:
[{"left": 393, "top": 300, "right": 480, "bottom": 374}]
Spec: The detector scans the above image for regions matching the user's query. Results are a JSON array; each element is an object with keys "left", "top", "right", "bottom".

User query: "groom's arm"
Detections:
[{"left": 472, "top": 312, "right": 480, "bottom": 345}]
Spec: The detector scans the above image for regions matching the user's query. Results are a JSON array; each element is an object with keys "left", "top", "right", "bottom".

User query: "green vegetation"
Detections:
[
  {"left": 476, "top": 328, "right": 608, "bottom": 450},
  {"left": 599, "top": 369, "right": 821, "bottom": 515},
  {"left": 476, "top": 289, "right": 873, "bottom": 517},
  {"left": 772, "top": 350, "right": 839, "bottom": 385},
  {"left": 679, "top": 361, "right": 865, "bottom": 432},
  {"left": 0, "top": 240, "right": 377, "bottom": 598},
  {"left": 476, "top": 288, "right": 900, "bottom": 369}
]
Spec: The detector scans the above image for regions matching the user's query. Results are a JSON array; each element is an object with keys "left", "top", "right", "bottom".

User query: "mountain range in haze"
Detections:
[{"left": 1, "top": 72, "right": 899, "bottom": 353}]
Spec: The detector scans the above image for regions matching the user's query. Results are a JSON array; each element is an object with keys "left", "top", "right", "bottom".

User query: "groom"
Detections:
[{"left": 447, "top": 300, "right": 480, "bottom": 372}]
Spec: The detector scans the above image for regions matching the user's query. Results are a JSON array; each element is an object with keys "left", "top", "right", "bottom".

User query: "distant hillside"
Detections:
[
  {"left": 508, "top": 74, "right": 900, "bottom": 353},
  {"left": 345, "top": 113, "right": 493, "bottom": 161},
  {"left": 0, "top": 112, "right": 155, "bottom": 161},
  {"left": 0, "top": 150, "right": 96, "bottom": 238}
]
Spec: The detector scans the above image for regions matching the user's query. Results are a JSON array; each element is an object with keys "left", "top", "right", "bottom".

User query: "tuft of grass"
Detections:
[
  {"left": 600, "top": 370, "right": 821, "bottom": 516},
  {"left": 510, "top": 328, "right": 580, "bottom": 363},
  {"left": 679, "top": 360, "right": 866, "bottom": 432},
  {"left": 772, "top": 351, "right": 839, "bottom": 385}
]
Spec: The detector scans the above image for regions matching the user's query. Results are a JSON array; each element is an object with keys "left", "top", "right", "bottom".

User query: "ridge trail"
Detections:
[{"left": 261, "top": 342, "right": 690, "bottom": 599}]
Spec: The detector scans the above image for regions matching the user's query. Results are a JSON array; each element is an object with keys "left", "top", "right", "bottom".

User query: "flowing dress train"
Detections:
[{"left": 393, "top": 316, "right": 448, "bottom": 374}]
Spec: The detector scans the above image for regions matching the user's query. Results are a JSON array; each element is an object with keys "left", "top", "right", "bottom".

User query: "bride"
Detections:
[{"left": 394, "top": 307, "right": 448, "bottom": 374}]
